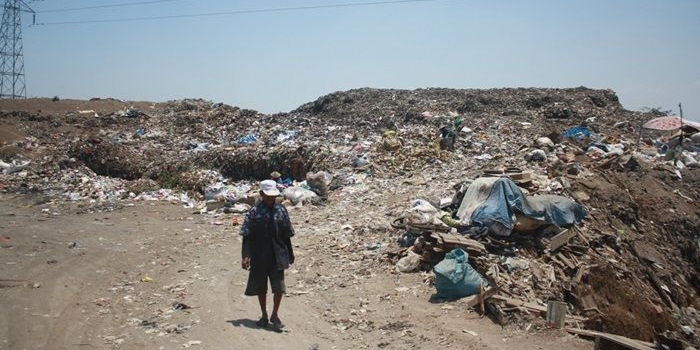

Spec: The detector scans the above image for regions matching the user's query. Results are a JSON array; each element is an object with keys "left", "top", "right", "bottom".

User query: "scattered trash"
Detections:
[
  {"left": 183, "top": 340, "right": 202, "bottom": 348},
  {"left": 68, "top": 242, "right": 83, "bottom": 249},
  {"left": 172, "top": 302, "right": 193, "bottom": 310},
  {"left": 1, "top": 89, "right": 698, "bottom": 347},
  {"left": 396, "top": 251, "right": 422, "bottom": 273},
  {"left": 0, "top": 236, "right": 12, "bottom": 248},
  {"left": 0, "top": 159, "right": 30, "bottom": 174}
]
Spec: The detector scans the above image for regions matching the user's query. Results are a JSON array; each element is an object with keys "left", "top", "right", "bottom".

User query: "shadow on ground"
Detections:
[{"left": 226, "top": 319, "right": 283, "bottom": 333}]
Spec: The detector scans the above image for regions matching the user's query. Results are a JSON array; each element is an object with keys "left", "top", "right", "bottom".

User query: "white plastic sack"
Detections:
[
  {"left": 405, "top": 199, "right": 440, "bottom": 226},
  {"left": 204, "top": 183, "right": 226, "bottom": 200},
  {"left": 282, "top": 186, "right": 319, "bottom": 205},
  {"left": 0, "top": 159, "right": 30, "bottom": 174}
]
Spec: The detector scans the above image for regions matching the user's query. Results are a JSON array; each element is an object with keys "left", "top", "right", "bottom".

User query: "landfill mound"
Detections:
[
  {"left": 294, "top": 87, "right": 627, "bottom": 129},
  {"left": 1, "top": 87, "right": 699, "bottom": 348}
]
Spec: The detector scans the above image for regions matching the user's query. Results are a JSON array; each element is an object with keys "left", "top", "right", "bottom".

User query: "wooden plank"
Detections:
[
  {"left": 549, "top": 254, "right": 566, "bottom": 269},
  {"left": 491, "top": 294, "right": 527, "bottom": 306},
  {"left": 579, "top": 294, "right": 597, "bottom": 312},
  {"left": 550, "top": 229, "right": 577, "bottom": 251},
  {"left": 465, "top": 286, "right": 499, "bottom": 308},
  {"left": 491, "top": 295, "right": 587, "bottom": 322},
  {"left": 0, "top": 279, "right": 31, "bottom": 288},
  {"left": 524, "top": 303, "right": 588, "bottom": 322},
  {"left": 408, "top": 222, "right": 452, "bottom": 232},
  {"left": 645, "top": 267, "right": 680, "bottom": 313},
  {"left": 557, "top": 253, "right": 577, "bottom": 270},
  {"left": 430, "top": 232, "right": 486, "bottom": 255},
  {"left": 565, "top": 328, "right": 655, "bottom": 350},
  {"left": 386, "top": 247, "right": 409, "bottom": 257}
]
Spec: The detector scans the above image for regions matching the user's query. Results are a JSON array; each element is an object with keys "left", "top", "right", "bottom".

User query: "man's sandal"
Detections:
[
  {"left": 256, "top": 317, "right": 269, "bottom": 328},
  {"left": 270, "top": 316, "right": 284, "bottom": 329}
]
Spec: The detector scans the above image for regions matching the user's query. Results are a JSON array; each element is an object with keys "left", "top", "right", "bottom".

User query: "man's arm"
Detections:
[
  {"left": 280, "top": 205, "right": 295, "bottom": 264},
  {"left": 241, "top": 237, "right": 251, "bottom": 270},
  {"left": 285, "top": 236, "right": 294, "bottom": 265},
  {"left": 240, "top": 209, "right": 252, "bottom": 269}
]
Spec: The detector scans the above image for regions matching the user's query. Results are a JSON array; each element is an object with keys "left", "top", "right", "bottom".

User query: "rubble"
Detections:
[{"left": 1, "top": 87, "right": 699, "bottom": 348}]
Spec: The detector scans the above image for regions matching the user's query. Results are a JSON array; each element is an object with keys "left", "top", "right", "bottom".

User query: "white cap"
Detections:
[{"left": 260, "top": 179, "right": 280, "bottom": 197}]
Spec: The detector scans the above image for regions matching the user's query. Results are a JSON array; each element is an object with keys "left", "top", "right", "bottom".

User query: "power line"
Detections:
[
  {"left": 34, "top": 0, "right": 453, "bottom": 26},
  {"left": 37, "top": 0, "right": 194, "bottom": 13}
]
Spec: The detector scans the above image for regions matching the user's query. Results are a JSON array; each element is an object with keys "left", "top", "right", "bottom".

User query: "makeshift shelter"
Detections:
[{"left": 642, "top": 116, "right": 700, "bottom": 132}]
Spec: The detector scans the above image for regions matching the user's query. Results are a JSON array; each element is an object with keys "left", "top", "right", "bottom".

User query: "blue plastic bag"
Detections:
[
  {"left": 433, "top": 248, "right": 488, "bottom": 299},
  {"left": 236, "top": 134, "right": 257, "bottom": 144},
  {"left": 562, "top": 126, "right": 591, "bottom": 141}
]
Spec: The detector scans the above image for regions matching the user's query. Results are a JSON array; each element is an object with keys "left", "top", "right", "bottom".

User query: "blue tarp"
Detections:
[{"left": 470, "top": 177, "right": 587, "bottom": 236}]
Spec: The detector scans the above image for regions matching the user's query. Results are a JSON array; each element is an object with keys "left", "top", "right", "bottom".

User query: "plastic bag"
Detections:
[
  {"left": 433, "top": 248, "right": 488, "bottom": 299},
  {"left": 405, "top": 200, "right": 439, "bottom": 226},
  {"left": 282, "top": 186, "right": 319, "bottom": 205},
  {"left": 306, "top": 171, "right": 333, "bottom": 198},
  {"left": 396, "top": 251, "right": 422, "bottom": 273}
]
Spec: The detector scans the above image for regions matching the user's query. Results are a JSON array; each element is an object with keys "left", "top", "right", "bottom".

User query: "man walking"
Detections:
[{"left": 240, "top": 180, "right": 295, "bottom": 330}]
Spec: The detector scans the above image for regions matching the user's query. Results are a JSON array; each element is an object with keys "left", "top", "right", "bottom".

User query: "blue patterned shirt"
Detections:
[{"left": 240, "top": 202, "right": 295, "bottom": 271}]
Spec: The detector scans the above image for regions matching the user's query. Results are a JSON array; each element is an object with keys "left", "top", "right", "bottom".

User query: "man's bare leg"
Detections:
[
  {"left": 258, "top": 294, "right": 268, "bottom": 319},
  {"left": 271, "top": 292, "right": 282, "bottom": 319}
]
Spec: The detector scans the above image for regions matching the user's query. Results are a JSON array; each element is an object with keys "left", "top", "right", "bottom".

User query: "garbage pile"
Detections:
[
  {"left": 385, "top": 119, "right": 700, "bottom": 348},
  {"left": 1, "top": 87, "right": 699, "bottom": 348}
]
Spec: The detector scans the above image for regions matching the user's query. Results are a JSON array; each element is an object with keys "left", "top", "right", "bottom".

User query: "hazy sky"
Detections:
[{"left": 18, "top": 0, "right": 700, "bottom": 119}]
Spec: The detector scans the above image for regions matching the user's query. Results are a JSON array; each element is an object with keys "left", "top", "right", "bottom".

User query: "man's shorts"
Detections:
[{"left": 245, "top": 266, "right": 285, "bottom": 295}]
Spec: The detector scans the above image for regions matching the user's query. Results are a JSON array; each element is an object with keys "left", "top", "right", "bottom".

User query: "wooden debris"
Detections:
[
  {"left": 549, "top": 254, "right": 565, "bottom": 269},
  {"left": 556, "top": 252, "right": 577, "bottom": 270},
  {"left": 465, "top": 286, "right": 499, "bottom": 308},
  {"left": 491, "top": 295, "right": 588, "bottom": 322},
  {"left": 407, "top": 222, "right": 452, "bottom": 233},
  {"left": 478, "top": 285, "right": 486, "bottom": 316},
  {"left": 644, "top": 266, "right": 680, "bottom": 313},
  {"left": 565, "top": 328, "right": 655, "bottom": 350},
  {"left": 550, "top": 229, "right": 577, "bottom": 251},
  {"left": 386, "top": 247, "right": 409, "bottom": 257},
  {"left": 430, "top": 232, "right": 486, "bottom": 256},
  {"left": 0, "top": 279, "right": 31, "bottom": 288},
  {"left": 579, "top": 294, "right": 598, "bottom": 312}
]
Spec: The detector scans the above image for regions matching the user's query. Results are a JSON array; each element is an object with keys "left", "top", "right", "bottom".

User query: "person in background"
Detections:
[
  {"left": 270, "top": 171, "right": 282, "bottom": 183},
  {"left": 240, "top": 180, "right": 295, "bottom": 330},
  {"left": 290, "top": 146, "right": 306, "bottom": 181},
  {"left": 439, "top": 116, "right": 465, "bottom": 151}
]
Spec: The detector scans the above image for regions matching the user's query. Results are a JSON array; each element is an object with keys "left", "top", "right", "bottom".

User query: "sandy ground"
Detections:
[{"left": 0, "top": 186, "right": 594, "bottom": 350}]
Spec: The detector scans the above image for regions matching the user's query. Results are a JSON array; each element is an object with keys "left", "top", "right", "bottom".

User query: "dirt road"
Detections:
[{"left": 0, "top": 187, "right": 593, "bottom": 350}]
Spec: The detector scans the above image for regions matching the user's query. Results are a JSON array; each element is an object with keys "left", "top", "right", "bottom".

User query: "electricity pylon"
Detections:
[{"left": 0, "top": 0, "right": 34, "bottom": 99}]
